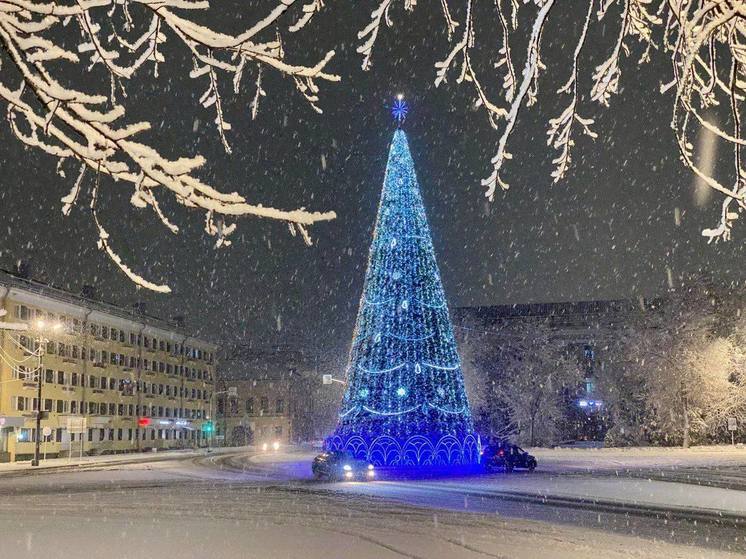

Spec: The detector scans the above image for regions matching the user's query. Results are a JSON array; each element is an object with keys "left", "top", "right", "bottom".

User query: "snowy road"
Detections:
[{"left": 0, "top": 448, "right": 745, "bottom": 559}]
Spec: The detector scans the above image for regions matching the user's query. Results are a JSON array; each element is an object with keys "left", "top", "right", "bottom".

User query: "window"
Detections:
[
  {"left": 14, "top": 304, "right": 30, "bottom": 320},
  {"left": 71, "top": 401, "right": 78, "bottom": 414},
  {"left": 260, "top": 397, "right": 268, "bottom": 413},
  {"left": 56, "top": 400, "right": 64, "bottom": 413},
  {"left": 57, "top": 371, "right": 65, "bottom": 385},
  {"left": 276, "top": 399, "right": 285, "bottom": 414},
  {"left": 45, "top": 369, "right": 54, "bottom": 383},
  {"left": 13, "top": 396, "right": 29, "bottom": 411},
  {"left": 44, "top": 398, "right": 53, "bottom": 412}
]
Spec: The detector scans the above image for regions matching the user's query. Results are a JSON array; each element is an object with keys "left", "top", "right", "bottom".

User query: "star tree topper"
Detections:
[{"left": 391, "top": 94, "right": 409, "bottom": 126}]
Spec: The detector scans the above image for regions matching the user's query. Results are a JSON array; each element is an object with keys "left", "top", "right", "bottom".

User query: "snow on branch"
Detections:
[
  {"left": 356, "top": 0, "right": 746, "bottom": 241},
  {"left": 0, "top": 0, "right": 338, "bottom": 292}
]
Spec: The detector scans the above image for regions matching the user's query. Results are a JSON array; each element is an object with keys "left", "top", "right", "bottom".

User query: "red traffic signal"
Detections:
[{"left": 137, "top": 417, "right": 151, "bottom": 427}]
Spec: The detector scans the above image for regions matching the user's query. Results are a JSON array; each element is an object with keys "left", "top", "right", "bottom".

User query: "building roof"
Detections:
[
  {"left": 0, "top": 269, "right": 217, "bottom": 348},
  {"left": 453, "top": 299, "right": 643, "bottom": 322}
]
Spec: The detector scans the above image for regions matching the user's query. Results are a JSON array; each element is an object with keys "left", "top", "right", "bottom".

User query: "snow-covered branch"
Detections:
[
  {"left": 355, "top": 0, "right": 746, "bottom": 240},
  {"left": 0, "top": 0, "right": 338, "bottom": 291}
]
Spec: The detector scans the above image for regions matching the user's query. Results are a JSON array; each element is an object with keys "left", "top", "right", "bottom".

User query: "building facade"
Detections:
[
  {"left": 217, "top": 344, "right": 345, "bottom": 445},
  {"left": 0, "top": 271, "right": 217, "bottom": 462},
  {"left": 215, "top": 377, "right": 292, "bottom": 447}
]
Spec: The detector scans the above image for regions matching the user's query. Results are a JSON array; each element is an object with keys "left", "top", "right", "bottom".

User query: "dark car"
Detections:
[
  {"left": 484, "top": 443, "right": 537, "bottom": 473},
  {"left": 312, "top": 450, "right": 376, "bottom": 481}
]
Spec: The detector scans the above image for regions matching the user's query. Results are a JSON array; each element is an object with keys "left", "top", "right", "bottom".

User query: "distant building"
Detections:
[
  {"left": 453, "top": 299, "right": 644, "bottom": 441},
  {"left": 0, "top": 270, "right": 217, "bottom": 462},
  {"left": 216, "top": 345, "right": 345, "bottom": 445},
  {"left": 215, "top": 376, "right": 292, "bottom": 447}
]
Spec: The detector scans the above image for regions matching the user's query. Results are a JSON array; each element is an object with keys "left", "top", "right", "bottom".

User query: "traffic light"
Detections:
[{"left": 202, "top": 421, "right": 214, "bottom": 434}]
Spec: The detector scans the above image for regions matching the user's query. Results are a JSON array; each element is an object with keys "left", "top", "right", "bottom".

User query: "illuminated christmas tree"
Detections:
[{"left": 327, "top": 99, "right": 480, "bottom": 467}]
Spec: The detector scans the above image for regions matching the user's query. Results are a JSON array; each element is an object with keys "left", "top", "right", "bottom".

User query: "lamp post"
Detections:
[{"left": 30, "top": 319, "right": 63, "bottom": 467}]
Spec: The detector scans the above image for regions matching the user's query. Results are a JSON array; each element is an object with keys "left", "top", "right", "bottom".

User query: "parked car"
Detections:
[
  {"left": 483, "top": 443, "right": 537, "bottom": 473},
  {"left": 311, "top": 450, "right": 375, "bottom": 481}
]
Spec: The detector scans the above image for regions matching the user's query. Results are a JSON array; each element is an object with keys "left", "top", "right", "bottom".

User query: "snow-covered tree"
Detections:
[
  {"left": 0, "top": 1, "right": 338, "bottom": 292},
  {"left": 357, "top": 1, "right": 746, "bottom": 241},
  {"left": 602, "top": 281, "right": 746, "bottom": 447},
  {"left": 484, "top": 321, "right": 582, "bottom": 446}
]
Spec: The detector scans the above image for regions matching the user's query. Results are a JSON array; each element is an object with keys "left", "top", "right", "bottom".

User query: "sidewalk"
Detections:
[
  {"left": 428, "top": 474, "right": 746, "bottom": 517},
  {"left": 0, "top": 446, "right": 249, "bottom": 476}
]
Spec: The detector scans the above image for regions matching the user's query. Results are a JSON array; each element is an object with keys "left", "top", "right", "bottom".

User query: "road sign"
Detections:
[
  {"left": 66, "top": 416, "right": 86, "bottom": 434},
  {"left": 42, "top": 426, "right": 52, "bottom": 437},
  {"left": 728, "top": 417, "right": 738, "bottom": 431},
  {"left": 322, "top": 374, "right": 333, "bottom": 385},
  {"left": 228, "top": 386, "right": 238, "bottom": 397}
]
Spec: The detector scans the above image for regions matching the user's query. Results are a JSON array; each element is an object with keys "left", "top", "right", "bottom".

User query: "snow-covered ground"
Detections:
[
  {"left": 0, "top": 447, "right": 745, "bottom": 558},
  {"left": 0, "top": 447, "right": 233, "bottom": 476}
]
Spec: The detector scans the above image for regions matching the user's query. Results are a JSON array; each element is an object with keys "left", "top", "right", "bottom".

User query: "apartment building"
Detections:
[{"left": 0, "top": 271, "right": 217, "bottom": 462}]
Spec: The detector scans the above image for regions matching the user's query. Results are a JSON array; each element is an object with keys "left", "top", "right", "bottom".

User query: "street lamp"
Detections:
[{"left": 30, "top": 318, "right": 63, "bottom": 467}]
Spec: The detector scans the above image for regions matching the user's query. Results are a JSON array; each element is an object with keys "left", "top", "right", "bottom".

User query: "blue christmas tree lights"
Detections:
[{"left": 326, "top": 116, "right": 480, "bottom": 467}]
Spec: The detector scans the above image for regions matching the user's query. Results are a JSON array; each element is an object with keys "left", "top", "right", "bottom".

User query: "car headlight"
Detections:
[
  {"left": 367, "top": 464, "right": 374, "bottom": 470},
  {"left": 343, "top": 464, "right": 352, "bottom": 471},
  {"left": 272, "top": 441, "right": 280, "bottom": 451},
  {"left": 261, "top": 443, "right": 268, "bottom": 452}
]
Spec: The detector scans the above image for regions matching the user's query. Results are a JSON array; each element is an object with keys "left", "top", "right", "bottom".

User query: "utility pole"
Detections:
[
  {"left": 31, "top": 342, "right": 44, "bottom": 467},
  {"left": 30, "top": 319, "right": 63, "bottom": 467}
]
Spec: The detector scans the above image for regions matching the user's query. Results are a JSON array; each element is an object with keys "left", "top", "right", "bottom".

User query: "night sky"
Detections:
[{"left": 0, "top": 3, "right": 743, "bottom": 360}]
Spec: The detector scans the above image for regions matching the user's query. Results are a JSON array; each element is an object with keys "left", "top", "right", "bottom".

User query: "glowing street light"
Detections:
[{"left": 29, "top": 318, "right": 65, "bottom": 467}]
